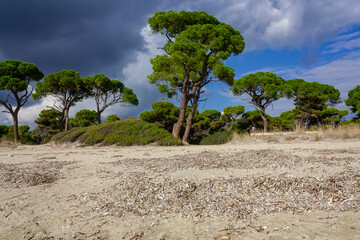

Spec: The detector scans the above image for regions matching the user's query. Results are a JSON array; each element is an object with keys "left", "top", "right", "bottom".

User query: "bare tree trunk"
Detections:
[
  {"left": 97, "top": 111, "right": 102, "bottom": 124},
  {"left": 64, "top": 108, "right": 70, "bottom": 131},
  {"left": 260, "top": 107, "right": 268, "bottom": 132},
  {"left": 12, "top": 112, "right": 19, "bottom": 144},
  {"left": 172, "top": 95, "right": 189, "bottom": 138},
  {"left": 182, "top": 97, "right": 198, "bottom": 143}
]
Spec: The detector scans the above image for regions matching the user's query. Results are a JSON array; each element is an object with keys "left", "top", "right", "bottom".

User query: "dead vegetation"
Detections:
[
  {"left": 73, "top": 171, "right": 360, "bottom": 221},
  {"left": 0, "top": 161, "right": 74, "bottom": 188},
  {"left": 231, "top": 124, "right": 360, "bottom": 143},
  {"left": 106, "top": 150, "right": 357, "bottom": 172},
  {"left": 65, "top": 150, "right": 360, "bottom": 222}
]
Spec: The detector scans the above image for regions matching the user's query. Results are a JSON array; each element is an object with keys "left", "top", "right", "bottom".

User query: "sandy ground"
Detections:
[{"left": 0, "top": 138, "right": 359, "bottom": 240}]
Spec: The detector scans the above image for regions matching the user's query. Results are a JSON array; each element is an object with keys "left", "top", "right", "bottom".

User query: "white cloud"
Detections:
[
  {"left": 323, "top": 32, "right": 360, "bottom": 54},
  {"left": 212, "top": 0, "right": 360, "bottom": 51},
  {"left": 109, "top": 25, "right": 167, "bottom": 118},
  {"left": 273, "top": 51, "right": 360, "bottom": 96},
  {"left": 0, "top": 96, "right": 57, "bottom": 128}
]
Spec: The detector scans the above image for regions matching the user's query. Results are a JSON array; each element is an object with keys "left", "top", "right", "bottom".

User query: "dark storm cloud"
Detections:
[{"left": 0, "top": 0, "right": 164, "bottom": 76}]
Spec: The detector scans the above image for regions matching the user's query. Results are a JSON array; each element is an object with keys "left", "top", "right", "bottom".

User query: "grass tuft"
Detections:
[
  {"left": 199, "top": 131, "right": 233, "bottom": 145},
  {"left": 319, "top": 124, "right": 360, "bottom": 139}
]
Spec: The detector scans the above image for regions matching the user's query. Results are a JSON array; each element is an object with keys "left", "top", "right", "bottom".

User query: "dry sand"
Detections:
[{"left": 0, "top": 138, "right": 359, "bottom": 239}]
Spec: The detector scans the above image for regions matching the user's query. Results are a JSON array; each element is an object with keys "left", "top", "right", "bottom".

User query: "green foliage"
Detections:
[
  {"left": 285, "top": 79, "right": 341, "bottom": 127},
  {"left": 0, "top": 60, "right": 44, "bottom": 143},
  {"left": 0, "top": 60, "right": 44, "bottom": 92},
  {"left": 232, "top": 72, "right": 285, "bottom": 102},
  {"left": 0, "top": 125, "right": 39, "bottom": 144},
  {"left": 236, "top": 110, "right": 272, "bottom": 132},
  {"left": 33, "top": 109, "right": 62, "bottom": 143},
  {"left": 83, "top": 74, "right": 138, "bottom": 123},
  {"left": 200, "top": 110, "right": 221, "bottom": 120},
  {"left": 0, "top": 125, "right": 9, "bottom": 137},
  {"left": 35, "top": 109, "right": 62, "bottom": 129},
  {"left": 52, "top": 128, "right": 87, "bottom": 144},
  {"left": 199, "top": 131, "right": 233, "bottom": 145},
  {"left": 106, "top": 114, "right": 121, "bottom": 122},
  {"left": 33, "top": 70, "right": 87, "bottom": 101},
  {"left": 148, "top": 10, "right": 245, "bottom": 142},
  {"left": 345, "top": 85, "right": 360, "bottom": 119},
  {"left": 33, "top": 70, "right": 89, "bottom": 131},
  {"left": 231, "top": 72, "right": 285, "bottom": 131},
  {"left": 314, "top": 107, "right": 349, "bottom": 126},
  {"left": 51, "top": 120, "right": 182, "bottom": 146},
  {"left": 190, "top": 109, "right": 225, "bottom": 143},
  {"left": 277, "top": 110, "right": 296, "bottom": 130},
  {"left": 222, "top": 105, "right": 245, "bottom": 131},
  {"left": 139, "top": 101, "right": 179, "bottom": 132},
  {"left": 223, "top": 106, "right": 245, "bottom": 118},
  {"left": 148, "top": 11, "right": 244, "bottom": 88},
  {"left": 18, "top": 125, "right": 30, "bottom": 134},
  {"left": 70, "top": 109, "right": 97, "bottom": 127}
]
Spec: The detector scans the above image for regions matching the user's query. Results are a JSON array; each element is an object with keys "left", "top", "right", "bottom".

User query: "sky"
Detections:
[{"left": 1, "top": 0, "right": 360, "bottom": 128}]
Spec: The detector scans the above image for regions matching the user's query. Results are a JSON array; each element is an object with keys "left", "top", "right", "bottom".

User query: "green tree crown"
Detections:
[{"left": 345, "top": 85, "right": 360, "bottom": 118}]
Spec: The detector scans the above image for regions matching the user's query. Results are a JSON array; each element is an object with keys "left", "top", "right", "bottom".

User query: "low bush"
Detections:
[{"left": 52, "top": 119, "right": 182, "bottom": 146}]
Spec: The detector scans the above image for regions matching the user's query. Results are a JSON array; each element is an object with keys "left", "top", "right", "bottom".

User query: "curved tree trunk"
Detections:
[
  {"left": 182, "top": 96, "right": 199, "bottom": 143},
  {"left": 172, "top": 95, "right": 189, "bottom": 138},
  {"left": 259, "top": 107, "right": 268, "bottom": 132}
]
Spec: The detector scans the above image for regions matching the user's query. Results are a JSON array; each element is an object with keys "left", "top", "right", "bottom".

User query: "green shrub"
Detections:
[
  {"left": 106, "top": 114, "right": 121, "bottom": 122},
  {"left": 199, "top": 131, "right": 233, "bottom": 145},
  {"left": 52, "top": 119, "right": 182, "bottom": 146}
]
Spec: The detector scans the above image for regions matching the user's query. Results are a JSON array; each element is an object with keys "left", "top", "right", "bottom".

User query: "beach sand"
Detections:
[{"left": 0, "top": 138, "right": 359, "bottom": 239}]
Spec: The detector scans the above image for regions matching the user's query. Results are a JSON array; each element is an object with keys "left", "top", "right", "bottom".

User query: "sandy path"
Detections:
[{"left": 0, "top": 139, "right": 359, "bottom": 239}]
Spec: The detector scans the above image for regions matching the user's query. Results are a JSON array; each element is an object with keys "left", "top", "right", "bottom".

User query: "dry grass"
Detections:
[
  {"left": 231, "top": 124, "right": 360, "bottom": 143},
  {"left": 319, "top": 124, "right": 360, "bottom": 139},
  {"left": 0, "top": 161, "right": 74, "bottom": 188}
]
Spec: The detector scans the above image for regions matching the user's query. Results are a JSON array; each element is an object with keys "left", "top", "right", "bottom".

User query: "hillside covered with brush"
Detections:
[{"left": 51, "top": 119, "right": 182, "bottom": 146}]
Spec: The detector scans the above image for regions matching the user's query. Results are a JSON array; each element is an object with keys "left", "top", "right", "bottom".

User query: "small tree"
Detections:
[
  {"left": 70, "top": 109, "right": 97, "bottom": 127},
  {"left": 345, "top": 85, "right": 360, "bottom": 120},
  {"left": 231, "top": 72, "right": 285, "bottom": 132},
  {"left": 139, "top": 101, "right": 179, "bottom": 132},
  {"left": 35, "top": 109, "right": 62, "bottom": 130},
  {"left": 33, "top": 70, "right": 89, "bottom": 131},
  {"left": 0, "top": 60, "right": 44, "bottom": 143},
  {"left": 191, "top": 109, "right": 224, "bottom": 142},
  {"left": 83, "top": 74, "right": 138, "bottom": 123},
  {"left": 316, "top": 107, "right": 348, "bottom": 127},
  {"left": 285, "top": 79, "right": 341, "bottom": 128},
  {"left": 222, "top": 105, "right": 245, "bottom": 131},
  {"left": 148, "top": 10, "right": 245, "bottom": 143},
  {"left": 237, "top": 110, "right": 269, "bottom": 131},
  {"left": 106, "top": 114, "right": 121, "bottom": 123},
  {"left": 33, "top": 109, "right": 62, "bottom": 142}
]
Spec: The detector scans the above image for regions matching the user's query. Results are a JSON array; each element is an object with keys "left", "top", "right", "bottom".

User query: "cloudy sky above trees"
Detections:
[{"left": 1, "top": 0, "right": 360, "bottom": 127}]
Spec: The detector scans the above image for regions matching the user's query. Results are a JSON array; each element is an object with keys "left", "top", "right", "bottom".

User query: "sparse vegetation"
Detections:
[{"left": 199, "top": 131, "right": 233, "bottom": 145}]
